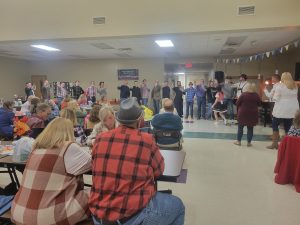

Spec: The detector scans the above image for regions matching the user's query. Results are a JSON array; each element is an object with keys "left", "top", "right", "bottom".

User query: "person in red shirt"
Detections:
[{"left": 89, "top": 98, "right": 185, "bottom": 225}]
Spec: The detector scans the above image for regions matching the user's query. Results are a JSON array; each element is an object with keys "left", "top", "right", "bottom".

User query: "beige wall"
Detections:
[
  {"left": 28, "top": 58, "right": 165, "bottom": 99},
  {"left": 0, "top": 57, "right": 30, "bottom": 100},
  {"left": 0, "top": 0, "right": 299, "bottom": 41}
]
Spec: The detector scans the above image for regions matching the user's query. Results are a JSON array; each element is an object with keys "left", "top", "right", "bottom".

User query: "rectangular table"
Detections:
[{"left": 0, "top": 155, "right": 184, "bottom": 190}]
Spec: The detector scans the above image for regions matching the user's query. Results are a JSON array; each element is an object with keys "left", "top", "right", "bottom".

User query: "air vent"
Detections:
[
  {"left": 115, "top": 53, "right": 131, "bottom": 57},
  {"left": 219, "top": 48, "right": 236, "bottom": 55},
  {"left": 237, "top": 5, "right": 255, "bottom": 16},
  {"left": 118, "top": 48, "right": 132, "bottom": 52},
  {"left": 224, "top": 36, "right": 247, "bottom": 47},
  {"left": 93, "top": 17, "right": 106, "bottom": 24},
  {"left": 91, "top": 43, "right": 114, "bottom": 50},
  {"left": 68, "top": 55, "right": 89, "bottom": 59}
]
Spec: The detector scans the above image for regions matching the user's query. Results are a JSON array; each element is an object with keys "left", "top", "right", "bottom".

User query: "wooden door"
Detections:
[{"left": 31, "top": 75, "right": 47, "bottom": 98}]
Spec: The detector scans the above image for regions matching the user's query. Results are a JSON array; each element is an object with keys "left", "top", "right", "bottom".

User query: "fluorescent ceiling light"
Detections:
[
  {"left": 31, "top": 45, "right": 61, "bottom": 52},
  {"left": 175, "top": 72, "right": 185, "bottom": 75},
  {"left": 155, "top": 40, "right": 174, "bottom": 48}
]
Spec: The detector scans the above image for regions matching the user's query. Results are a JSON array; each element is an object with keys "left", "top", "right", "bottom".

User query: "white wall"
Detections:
[
  {"left": 28, "top": 58, "right": 165, "bottom": 99},
  {"left": 0, "top": 57, "right": 30, "bottom": 100}
]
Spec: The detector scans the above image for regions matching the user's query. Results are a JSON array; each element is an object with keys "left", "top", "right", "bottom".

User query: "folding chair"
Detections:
[{"left": 153, "top": 130, "right": 182, "bottom": 150}]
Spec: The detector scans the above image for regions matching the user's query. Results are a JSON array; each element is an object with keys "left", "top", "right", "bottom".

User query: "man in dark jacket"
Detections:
[
  {"left": 117, "top": 80, "right": 130, "bottom": 102},
  {"left": 162, "top": 81, "right": 170, "bottom": 99},
  {"left": 25, "top": 82, "right": 34, "bottom": 100},
  {"left": 72, "top": 80, "right": 84, "bottom": 100},
  {"left": 130, "top": 81, "right": 142, "bottom": 104}
]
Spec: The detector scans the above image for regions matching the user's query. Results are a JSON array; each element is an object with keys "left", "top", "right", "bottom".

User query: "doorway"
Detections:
[{"left": 31, "top": 75, "right": 47, "bottom": 98}]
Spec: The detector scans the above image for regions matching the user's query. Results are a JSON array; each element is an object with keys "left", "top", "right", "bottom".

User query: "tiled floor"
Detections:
[
  {"left": 1, "top": 119, "right": 300, "bottom": 225},
  {"left": 158, "top": 119, "right": 300, "bottom": 225}
]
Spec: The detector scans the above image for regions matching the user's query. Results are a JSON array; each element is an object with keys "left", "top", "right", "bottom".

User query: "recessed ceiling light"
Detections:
[
  {"left": 155, "top": 40, "right": 174, "bottom": 48},
  {"left": 31, "top": 45, "right": 61, "bottom": 52}
]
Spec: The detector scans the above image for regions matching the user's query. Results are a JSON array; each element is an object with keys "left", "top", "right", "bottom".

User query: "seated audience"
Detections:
[
  {"left": 60, "top": 108, "right": 87, "bottom": 145},
  {"left": 11, "top": 118, "right": 91, "bottom": 225},
  {"left": 48, "top": 99, "right": 60, "bottom": 121},
  {"left": 89, "top": 98, "right": 185, "bottom": 225},
  {"left": 60, "top": 94, "right": 71, "bottom": 110},
  {"left": 159, "top": 98, "right": 178, "bottom": 115},
  {"left": 288, "top": 110, "right": 300, "bottom": 137},
  {"left": 85, "top": 105, "right": 101, "bottom": 129},
  {"left": 98, "top": 95, "right": 110, "bottom": 106},
  {"left": 27, "top": 103, "right": 51, "bottom": 138},
  {"left": 20, "top": 95, "right": 34, "bottom": 115},
  {"left": 151, "top": 99, "right": 183, "bottom": 147},
  {"left": 0, "top": 101, "right": 15, "bottom": 138},
  {"left": 78, "top": 94, "right": 88, "bottom": 106},
  {"left": 68, "top": 100, "right": 87, "bottom": 127},
  {"left": 86, "top": 106, "right": 118, "bottom": 146},
  {"left": 29, "top": 97, "right": 41, "bottom": 115}
]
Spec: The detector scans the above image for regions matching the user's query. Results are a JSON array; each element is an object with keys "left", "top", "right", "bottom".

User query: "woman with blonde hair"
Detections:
[
  {"left": 86, "top": 106, "right": 118, "bottom": 146},
  {"left": 60, "top": 108, "right": 87, "bottom": 145},
  {"left": 234, "top": 83, "right": 261, "bottom": 146},
  {"left": 11, "top": 118, "right": 91, "bottom": 225},
  {"left": 77, "top": 94, "right": 88, "bottom": 106},
  {"left": 267, "top": 72, "right": 299, "bottom": 149},
  {"left": 67, "top": 100, "right": 87, "bottom": 127},
  {"left": 85, "top": 104, "right": 101, "bottom": 129}
]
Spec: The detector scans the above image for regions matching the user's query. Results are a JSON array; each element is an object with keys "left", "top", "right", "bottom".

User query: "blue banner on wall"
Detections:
[{"left": 118, "top": 69, "right": 139, "bottom": 80}]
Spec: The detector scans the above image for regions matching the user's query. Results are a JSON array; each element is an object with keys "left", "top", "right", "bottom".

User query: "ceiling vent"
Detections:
[
  {"left": 219, "top": 48, "right": 236, "bottom": 55},
  {"left": 68, "top": 55, "right": 89, "bottom": 59},
  {"left": 237, "top": 5, "right": 255, "bottom": 16},
  {"left": 91, "top": 43, "right": 114, "bottom": 50},
  {"left": 118, "top": 48, "right": 132, "bottom": 52},
  {"left": 115, "top": 53, "right": 131, "bottom": 57},
  {"left": 224, "top": 36, "right": 247, "bottom": 47},
  {"left": 93, "top": 17, "right": 106, "bottom": 25}
]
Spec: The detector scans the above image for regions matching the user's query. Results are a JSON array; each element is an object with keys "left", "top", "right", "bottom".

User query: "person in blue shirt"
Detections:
[
  {"left": 195, "top": 79, "right": 207, "bottom": 120},
  {"left": 151, "top": 99, "right": 183, "bottom": 146},
  {"left": 0, "top": 101, "right": 15, "bottom": 139},
  {"left": 184, "top": 82, "right": 196, "bottom": 119}
]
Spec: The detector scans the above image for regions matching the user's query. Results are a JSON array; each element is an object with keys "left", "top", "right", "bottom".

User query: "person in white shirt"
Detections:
[
  {"left": 266, "top": 72, "right": 299, "bottom": 149},
  {"left": 234, "top": 74, "right": 249, "bottom": 98},
  {"left": 264, "top": 74, "right": 281, "bottom": 101}
]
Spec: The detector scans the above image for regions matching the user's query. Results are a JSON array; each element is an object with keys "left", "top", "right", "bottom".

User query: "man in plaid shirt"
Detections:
[
  {"left": 87, "top": 81, "right": 97, "bottom": 103},
  {"left": 90, "top": 98, "right": 185, "bottom": 225}
]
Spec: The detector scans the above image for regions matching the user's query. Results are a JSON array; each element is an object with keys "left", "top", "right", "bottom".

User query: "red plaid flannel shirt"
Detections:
[{"left": 89, "top": 126, "right": 164, "bottom": 221}]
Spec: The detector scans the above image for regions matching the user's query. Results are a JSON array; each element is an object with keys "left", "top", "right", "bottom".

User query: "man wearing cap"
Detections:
[{"left": 90, "top": 98, "right": 185, "bottom": 225}]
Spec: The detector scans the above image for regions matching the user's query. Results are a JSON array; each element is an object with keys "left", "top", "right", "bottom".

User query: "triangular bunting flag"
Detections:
[
  {"left": 294, "top": 41, "right": 299, "bottom": 48},
  {"left": 266, "top": 52, "right": 270, "bottom": 58},
  {"left": 280, "top": 47, "right": 283, "bottom": 53},
  {"left": 237, "top": 58, "right": 240, "bottom": 63},
  {"left": 285, "top": 45, "right": 289, "bottom": 51},
  {"left": 250, "top": 56, "right": 253, "bottom": 61}
]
